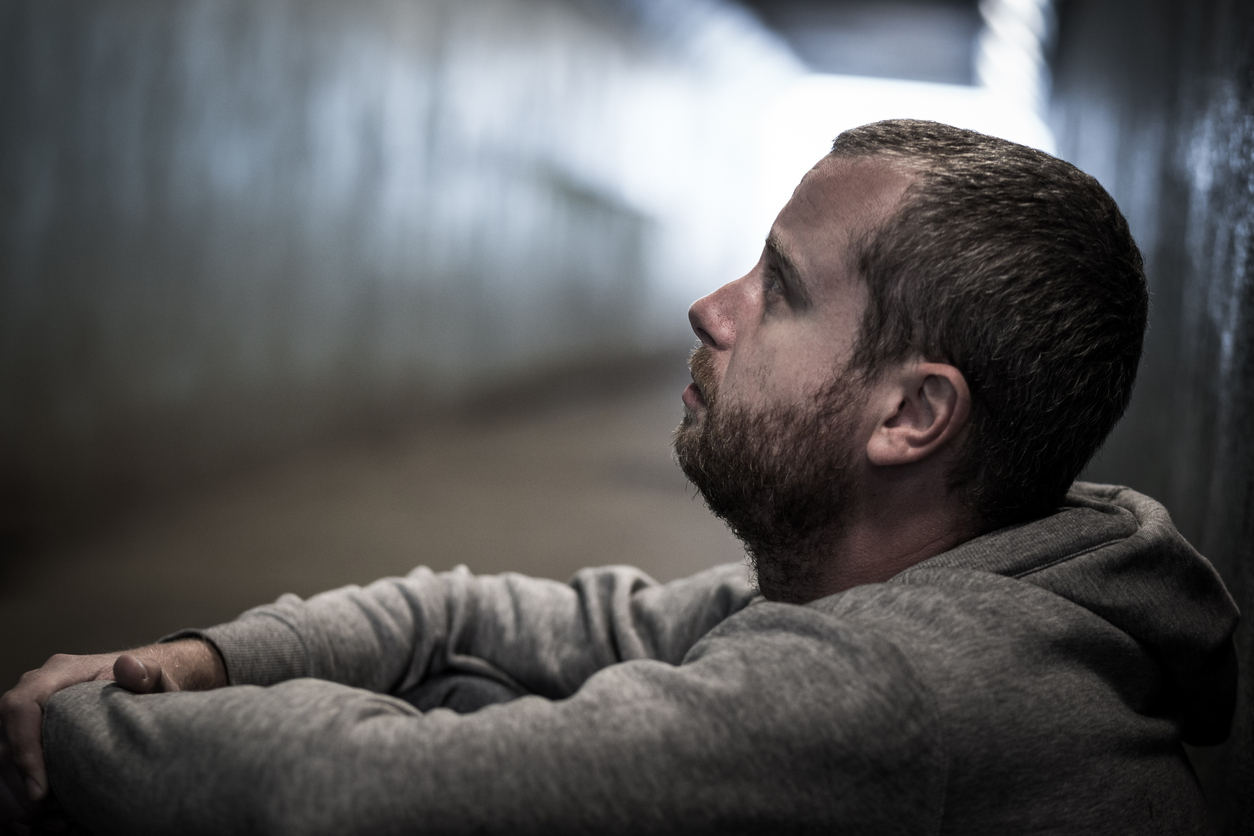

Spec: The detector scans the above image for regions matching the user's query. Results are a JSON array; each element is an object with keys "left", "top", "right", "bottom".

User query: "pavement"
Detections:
[{"left": 0, "top": 364, "right": 746, "bottom": 689}]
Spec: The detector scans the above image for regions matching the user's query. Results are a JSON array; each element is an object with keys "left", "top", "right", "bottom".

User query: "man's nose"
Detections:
[{"left": 688, "top": 279, "right": 741, "bottom": 350}]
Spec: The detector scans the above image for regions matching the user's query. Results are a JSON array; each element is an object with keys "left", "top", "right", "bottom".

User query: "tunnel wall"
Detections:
[
  {"left": 1051, "top": 0, "right": 1253, "bottom": 830},
  {"left": 0, "top": 0, "right": 794, "bottom": 532}
]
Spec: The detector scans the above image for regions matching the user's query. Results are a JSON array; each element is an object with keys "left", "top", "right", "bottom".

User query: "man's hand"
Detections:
[{"left": 0, "top": 640, "right": 226, "bottom": 829}]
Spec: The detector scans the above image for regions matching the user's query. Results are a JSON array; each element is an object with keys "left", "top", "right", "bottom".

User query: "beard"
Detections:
[{"left": 673, "top": 345, "right": 864, "bottom": 604}]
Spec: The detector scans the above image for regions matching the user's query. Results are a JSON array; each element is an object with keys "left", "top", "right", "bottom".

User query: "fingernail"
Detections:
[{"left": 25, "top": 775, "right": 44, "bottom": 801}]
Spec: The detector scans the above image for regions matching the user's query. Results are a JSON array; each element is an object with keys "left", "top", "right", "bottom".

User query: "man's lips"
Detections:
[
  {"left": 682, "top": 381, "right": 707, "bottom": 411},
  {"left": 684, "top": 344, "right": 716, "bottom": 413}
]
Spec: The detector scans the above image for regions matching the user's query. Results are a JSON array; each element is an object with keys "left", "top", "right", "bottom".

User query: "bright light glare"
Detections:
[{"left": 754, "top": 73, "right": 1057, "bottom": 231}]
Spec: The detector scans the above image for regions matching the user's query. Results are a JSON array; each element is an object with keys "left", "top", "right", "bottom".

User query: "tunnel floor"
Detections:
[{"left": 0, "top": 366, "right": 746, "bottom": 689}]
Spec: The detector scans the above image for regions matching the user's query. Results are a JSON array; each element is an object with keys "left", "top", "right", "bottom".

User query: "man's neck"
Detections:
[
  {"left": 754, "top": 485, "right": 979, "bottom": 605},
  {"left": 816, "top": 512, "right": 974, "bottom": 597}
]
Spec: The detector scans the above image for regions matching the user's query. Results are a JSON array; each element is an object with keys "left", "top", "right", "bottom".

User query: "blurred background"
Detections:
[{"left": 0, "top": 0, "right": 1250, "bottom": 829}]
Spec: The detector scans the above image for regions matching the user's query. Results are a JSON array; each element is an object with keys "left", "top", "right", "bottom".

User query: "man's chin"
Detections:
[
  {"left": 671, "top": 381, "right": 863, "bottom": 599},
  {"left": 671, "top": 418, "right": 705, "bottom": 485}
]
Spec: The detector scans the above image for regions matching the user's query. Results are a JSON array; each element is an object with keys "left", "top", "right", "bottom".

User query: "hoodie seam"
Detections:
[
  {"left": 883, "top": 638, "right": 951, "bottom": 835},
  {"left": 926, "top": 677, "right": 950, "bottom": 836},
  {"left": 1010, "top": 534, "right": 1133, "bottom": 580}
]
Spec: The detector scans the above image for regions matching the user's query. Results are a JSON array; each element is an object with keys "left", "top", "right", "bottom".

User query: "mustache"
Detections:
[{"left": 689, "top": 344, "right": 718, "bottom": 407}]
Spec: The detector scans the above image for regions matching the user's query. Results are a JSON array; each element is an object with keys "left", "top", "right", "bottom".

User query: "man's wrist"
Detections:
[{"left": 144, "top": 639, "right": 228, "bottom": 690}]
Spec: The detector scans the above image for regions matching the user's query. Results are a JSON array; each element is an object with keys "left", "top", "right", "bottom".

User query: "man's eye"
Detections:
[{"left": 766, "top": 271, "right": 784, "bottom": 297}]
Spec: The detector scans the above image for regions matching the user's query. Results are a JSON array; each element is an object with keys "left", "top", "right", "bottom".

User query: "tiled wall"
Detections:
[
  {"left": 0, "top": 0, "right": 795, "bottom": 523},
  {"left": 1052, "top": 1, "right": 1254, "bottom": 830}
]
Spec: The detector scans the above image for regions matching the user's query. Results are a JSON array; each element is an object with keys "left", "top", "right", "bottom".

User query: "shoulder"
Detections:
[{"left": 684, "top": 598, "right": 949, "bottom": 783}]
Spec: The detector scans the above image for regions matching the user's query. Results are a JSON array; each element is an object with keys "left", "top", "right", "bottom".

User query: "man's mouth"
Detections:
[
  {"left": 684, "top": 345, "right": 718, "bottom": 414},
  {"left": 682, "top": 381, "right": 707, "bottom": 411}
]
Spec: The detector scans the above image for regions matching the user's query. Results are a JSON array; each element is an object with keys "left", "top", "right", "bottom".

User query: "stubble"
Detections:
[{"left": 673, "top": 345, "right": 864, "bottom": 603}]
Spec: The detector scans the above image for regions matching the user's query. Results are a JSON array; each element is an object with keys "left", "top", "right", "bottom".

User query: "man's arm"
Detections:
[
  {"left": 190, "top": 562, "right": 755, "bottom": 698},
  {"left": 42, "top": 603, "right": 945, "bottom": 836},
  {"left": 0, "top": 561, "right": 751, "bottom": 825},
  {"left": 0, "top": 638, "right": 225, "bottom": 823}
]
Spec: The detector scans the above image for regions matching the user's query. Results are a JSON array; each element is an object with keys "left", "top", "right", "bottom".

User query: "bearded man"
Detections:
[{"left": 0, "top": 120, "right": 1238, "bottom": 835}]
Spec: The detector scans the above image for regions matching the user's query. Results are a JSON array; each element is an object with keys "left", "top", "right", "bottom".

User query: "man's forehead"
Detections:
[
  {"left": 770, "top": 156, "right": 915, "bottom": 290},
  {"left": 790, "top": 155, "right": 915, "bottom": 228}
]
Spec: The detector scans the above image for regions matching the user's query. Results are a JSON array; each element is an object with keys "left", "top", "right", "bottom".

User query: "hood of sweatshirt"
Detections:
[{"left": 899, "top": 481, "right": 1239, "bottom": 746}]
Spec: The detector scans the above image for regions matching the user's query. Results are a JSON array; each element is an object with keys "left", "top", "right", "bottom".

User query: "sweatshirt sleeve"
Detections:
[
  {"left": 44, "top": 602, "right": 946, "bottom": 836},
  {"left": 175, "top": 562, "right": 757, "bottom": 699}
]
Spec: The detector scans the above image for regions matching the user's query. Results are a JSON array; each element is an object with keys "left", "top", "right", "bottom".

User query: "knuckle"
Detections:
[
  {"left": 0, "top": 691, "right": 19, "bottom": 716},
  {"left": 11, "top": 749, "right": 40, "bottom": 772}
]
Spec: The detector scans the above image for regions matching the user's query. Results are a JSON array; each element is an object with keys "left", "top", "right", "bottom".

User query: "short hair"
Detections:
[{"left": 832, "top": 119, "right": 1147, "bottom": 527}]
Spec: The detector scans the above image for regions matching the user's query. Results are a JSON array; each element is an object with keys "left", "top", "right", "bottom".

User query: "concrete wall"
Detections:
[
  {"left": 1051, "top": 0, "right": 1254, "bottom": 830},
  {"left": 0, "top": 0, "right": 795, "bottom": 531}
]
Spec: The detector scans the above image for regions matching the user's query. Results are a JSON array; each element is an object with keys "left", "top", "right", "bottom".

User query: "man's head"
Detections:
[{"left": 675, "top": 119, "right": 1146, "bottom": 600}]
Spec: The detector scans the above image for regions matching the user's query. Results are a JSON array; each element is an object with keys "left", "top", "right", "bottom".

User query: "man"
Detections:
[{"left": 0, "top": 120, "right": 1239, "bottom": 834}]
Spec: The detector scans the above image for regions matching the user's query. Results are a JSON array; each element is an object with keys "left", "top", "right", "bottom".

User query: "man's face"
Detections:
[{"left": 673, "top": 156, "right": 913, "bottom": 601}]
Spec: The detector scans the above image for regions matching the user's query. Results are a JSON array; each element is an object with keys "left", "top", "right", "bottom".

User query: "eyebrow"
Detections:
[{"left": 765, "top": 233, "right": 812, "bottom": 308}]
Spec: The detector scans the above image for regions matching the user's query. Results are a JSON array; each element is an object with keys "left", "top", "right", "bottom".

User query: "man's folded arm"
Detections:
[
  {"left": 44, "top": 605, "right": 943, "bottom": 836},
  {"left": 177, "top": 561, "right": 757, "bottom": 698}
]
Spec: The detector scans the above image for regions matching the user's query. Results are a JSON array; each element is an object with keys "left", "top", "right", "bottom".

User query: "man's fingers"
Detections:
[
  {"left": 112, "top": 655, "right": 178, "bottom": 694},
  {"left": 0, "top": 738, "right": 35, "bottom": 827},
  {"left": 1, "top": 645, "right": 205, "bottom": 817},
  {"left": 1, "top": 655, "right": 116, "bottom": 806},
  {"left": 112, "top": 655, "right": 156, "bottom": 693},
  {"left": 0, "top": 702, "right": 47, "bottom": 804}
]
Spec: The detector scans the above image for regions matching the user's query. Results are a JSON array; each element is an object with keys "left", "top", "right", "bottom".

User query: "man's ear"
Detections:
[{"left": 865, "top": 361, "right": 971, "bottom": 467}]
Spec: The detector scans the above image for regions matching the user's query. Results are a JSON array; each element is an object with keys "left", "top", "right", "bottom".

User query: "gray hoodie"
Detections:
[{"left": 44, "top": 483, "right": 1238, "bottom": 834}]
